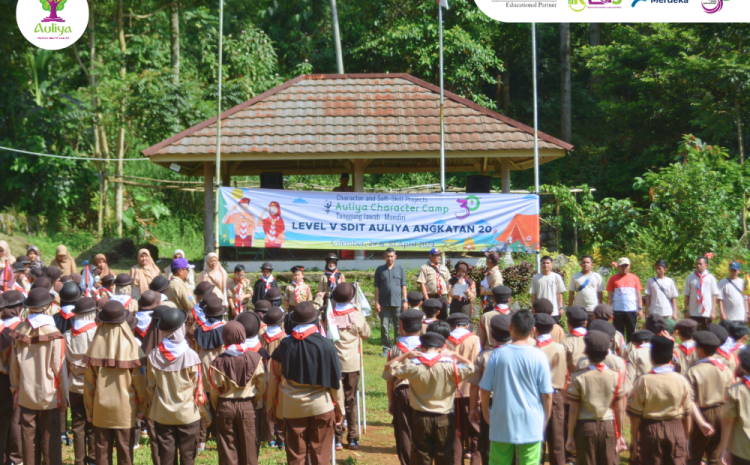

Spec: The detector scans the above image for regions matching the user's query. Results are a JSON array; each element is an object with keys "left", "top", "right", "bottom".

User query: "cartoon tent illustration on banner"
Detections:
[{"left": 495, "top": 214, "right": 540, "bottom": 251}]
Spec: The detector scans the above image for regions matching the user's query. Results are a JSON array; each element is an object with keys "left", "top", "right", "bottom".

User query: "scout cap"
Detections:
[
  {"left": 419, "top": 331, "right": 445, "bottom": 349},
  {"left": 31, "top": 277, "right": 52, "bottom": 291},
  {"left": 446, "top": 312, "right": 471, "bottom": 327},
  {"left": 399, "top": 309, "right": 425, "bottom": 325},
  {"left": 325, "top": 253, "right": 339, "bottom": 262},
  {"left": 631, "top": 330, "right": 654, "bottom": 343},
  {"left": 73, "top": 297, "right": 97, "bottom": 314},
  {"left": 454, "top": 261, "right": 469, "bottom": 273},
  {"left": 492, "top": 286, "right": 512, "bottom": 302},
  {"left": 114, "top": 273, "right": 133, "bottom": 287},
  {"left": 566, "top": 306, "right": 588, "bottom": 326},
  {"left": 58, "top": 281, "right": 83, "bottom": 304},
  {"left": 46, "top": 266, "right": 63, "bottom": 282},
  {"left": 203, "top": 298, "right": 226, "bottom": 317},
  {"left": 264, "top": 288, "right": 282, "bottom": 302},
  {"left": 236, "top": 311, "right": 261, "bottom": 338},
  {"left": 12, "top": 262, "right": 25, "bottom": 272},
  {"left": 730, "top": 261, "right": 742, "bottom": 271},
  {"left": 422, "top": 298, "right": 442, "bottom": 316},
  {"left": 15, "top": 255, "right": 30, "bottom": 264},
  {"left": 29, "top": 268, "right": 45, "bottom": 279},
  {"left": 98, "top": 300, "right": 128, "bottom": 324},
  {"left": 138, "top": 290, "right": 161, "bottom": 311},
  {"left": 101, "top": 274, "right": 116, "bottom": 285},
  {"left": 485, "top": 252, "right": 500, "bottom": 265},
  {"left": 532, "top": 298, "right": 553, "bottom": 315},
  {"left": 709, "top": 323, "right": 729, "bottom": 345},
  {"left": 490, "top": 314, "right": 512, "bottom": 343},
  {"left": 194, "top": 281, "right": 216, "bottom": 297},
  {"left": 617, "top": 257, "right": 630, "bottom": 266},
  {"left": 260, "top": 262, "right": 274, "bottom": 271},
  {"left": 534, "top": 313, "right": 555, "bottom": 334},
  {"left": 60, "top": 275, "right": 72, "bottom": 284},
  {"left": 263, "top": 307, "right": 285, "bottom": 326},
  {"left": 149, "top": 276, "right": 170, "bottom": 293},
  {"left": 290, "top": 301, "right": 319, "bottom": 325},
  {"left": 675, "top": 318, "right": 698, "bottom": 332},
  {"left": 588, "top": 319, "right": 616, "bottom": 340},
  {"left": 694, "top": 330, "right": 721, "bottom": 353},
  {"left": 157, "top": 306, "right": 188, "bottom": 332},
  {"left": 254, "top": 300, "right": 272, "bottom": 313},
  {"left": 1, "top": 290, "right": 24, "bottom": 308},
  {"left": 70, "top": 273, "right": 82, "bottom": 285},
  {"left": 592, "top": 304, "right": 613, "bottom": 320},
  {"left": 645, "top": 313, "right": 667, "bottom": 334},
  {"left": 331, "top": 282, "right": 355, "bottom": 305},
  {"left": 407, "top": 291, "right": 424, "bottom": 306},
  {"left": 651, "top": 336, "right": 675, "bottom": 365},
  {"left": 24, "top": 287, "right": 54, "bottom": 308},
  {"left": 429, "top": 248, "right": 441, "bottom": 255},
  {"left": 584, "top": 330, "right": 610, "bottom": 353}
]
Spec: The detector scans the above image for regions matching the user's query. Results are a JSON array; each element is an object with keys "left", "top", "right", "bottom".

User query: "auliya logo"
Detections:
[
  {"left": 16, "top": 0, "right": 88, "bottom": 50},
  {"left": 701, "top": 0, "right": 722, "bottom": 13},
  {"left": 455, "top": 195, "right": 480, "bottom": 220}
]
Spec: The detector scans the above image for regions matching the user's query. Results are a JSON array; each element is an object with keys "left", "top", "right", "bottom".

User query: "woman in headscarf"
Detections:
[
  {"left": 448, "top": 260, "right": 477, "bottom": 318},
  {"left": 83, "top": 300, "right": 148, "bottom": 465},
  {"left": 26, "top": 245, "right": 46, "bottom": 273},
  {"left": 208, "top": 320, "right": 266, "bottom": 465},
  {"left": 129, "top": 249, "right": 162, "bottom": 299},
  {"left": 146, "top": 307, "right": 204, "bottom": 465},
  {"left": 50, "top": 245, "right": 77, "bottom": 276},
  {"left": 93, "top": 254, "right": 111, "bottom": 279},
  {"left": 198, "top": 253, "right": 228, "bottom": 305},
  {"left": 0, "top": 241, "right": 14, "bottom": 292},
  {"left": 260, "top": 202, "right": 285, "bottom": 248},
  {"left": 164, "top": 250, "right": 195, "bottom": 292}
]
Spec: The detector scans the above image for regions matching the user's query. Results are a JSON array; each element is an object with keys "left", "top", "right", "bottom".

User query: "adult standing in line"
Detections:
[
  {"left": 331, "top": 173, "right": 353, "bottom": 192},
  {"left": 684, "top": 256, "right": 720, "bottom": 331},
  {"left": 164, "top": 250, "right": 195, "bottom": 293},
  {"left": 167, "top": 258, "right": 197, "bottom": 314},
  {"left": 374, "top": 248, "right": 407, "bottom": 357},
  {"left": 644, "top": 259, "right": 680, "bottom": 333},
  {"left": 448, "top": 261, "right": 477, "bottom": 319},
  {"left": 530, "top": 256, "right": 566, "bottom": 325},
  {"left": 417, "top": 248, "right": 451, "bottom": 321},
  {"left": 718, "top": 261, "right": 748, "bottom": 323},
  {"left": 198, "top": 253, "right": 229, "bottom": 306},
  {"left": 479, "top": 252, "right": 503, "bottom": 310},
  {"left": 567, "top": 254, "right": 604, "bottom": 322},
  {"left": 50, "top": 244, "right": 77, "bottom": 276},
  {"left": 478, "top": 310, "right": 553, "bottom": 465},
  {"left": 606, "top": 257, "right": 643, "bottom": 342},
  {"left": 129, "top": 249, "right": 162, "bottom": 300}
]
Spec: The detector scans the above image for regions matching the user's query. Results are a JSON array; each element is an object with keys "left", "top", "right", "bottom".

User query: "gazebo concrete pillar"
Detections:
[
  {"left": 204, "top": 162, "right": 215, "bottom": 256},
  {"left": 352, "top": 159, "right": 365, "bottom": 259},
  {"left": 500, "top": 158, "right": 511, "bottom": 193}
]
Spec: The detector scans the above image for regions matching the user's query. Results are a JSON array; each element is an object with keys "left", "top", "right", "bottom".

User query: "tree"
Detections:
[{"left": 40, "top": 0, "right": 67, "bottom": 22}]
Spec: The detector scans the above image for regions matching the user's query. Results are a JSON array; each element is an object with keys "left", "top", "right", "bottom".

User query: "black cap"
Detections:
[
  {"left": 694, "top": 331, "right": 721, "bottom": 352},
  {"left": 12, "top": 261, "right": 25, "bottom": 272},
  {"left": 237, "top": 311, "right": 261, "bottom": 338},
  {"left": 31, "top": 277, "right": 52, "bottom": 291},
  {"left": 149, "top": 276, "right": 170, "bottom": 293},
  {"left": 491, "top": 286, "right": 512, "bottom": 301},
  {"left": 651, "top": 335, "right": 675, "bottom": 365},
  {"left": 157, "top": 307, "right": 188, "bottom": 332},
  {"left": 584, "top": 330, "right": 611, "bottom": 353},
  {"left": 331, "top": 282, "right": 355, "bottom": 305},
  {"left": 675, "top": 319, "right": 699, "bottom": 332},
  {"left": 265, "top": 288, "right": 282, "bottom": 301},
  {"left": 566, "top": 306, "right": 588, "bottom": 325},
  {"left": 325, "top": 253, "right": 339, "bottom": 262},
  {"left": 631, "top": 330, "right": 654, "bottom": 343},
  {"left": 532, "top": 298, "right": 553, "bottom": 315},
  {"left": 1, "top": 290, "right": 24, "bottom": 307},
  {"left": 73, "top": 297, "right": 97, "bottom": 314},
  {"left": 399, "top": 309, "right": 425, "bottom": 325},
  {"left": 202, "top": 298, "right": 226, "bottom": 317},
  {"left": 422, "top": 298, "right": 442, "bottom": 312},
  {"left": 588, "top": 319, "right": 616, "bottom": 340},
  {"left": 24, "top": 287, "right": 54, "bottom": 308},
  {"left": 709, "top": 323, "right": 729, "bottom": 345},
  {"left": 490, "top": 314, "right": 511, "bottom": 335},
  {"left": 263, "top": 307, "right": 286, "bottom": 326},
  {"left": 534, "top": 313, "right": 555, "bottom": 333},
  {"left": 646, "top": 313, "right": 667, "bottom": 334},
  {"left": 592, "top": 304, "right": 613, "bottom": 320},
  {"left": 420, "top": 332, "right": 446, "bottom": 349},
  {"left": 406, "top": 291, "right": 424, "bottom": 304},
  {"left": 114, "top": 273, "right": 133, "bottom": 287},
  {"left": 290, "top": 301, "right": 319, "bottom": 325},
  {"left": 98, "top": 301, "right": 128, "bottom": 324},
  {"left": 260, "top": 262, "right": 274, "bottom": 271},
  {"left": 254, "top": 300, "right": 272, "bottom": 312},
  {"left": 59, "top": 281, "right": 83, "bottom": 304},
  {"left": 446, "top": 313, "right": 471, "bottom": 327}
]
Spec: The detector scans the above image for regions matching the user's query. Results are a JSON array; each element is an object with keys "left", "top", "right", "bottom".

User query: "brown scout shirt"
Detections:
[
  {"left": 146, "top": 364, "right": 202, "bottom": 425},
  {"left": 166, "top": 278, "right": 195, "bottom": 313},
  {"left": 10, "top": 324, "right": 64, "bottom": 410},
  {"left": 685, "top": 359, "right": 734, "bottom": 408},
  {"left": 532, "top": 324, "right": 565, "bottom": 344},
  {"left": 612, "top": 330, "right": 627, "bottom": 357},
  {"left": 227, "top": 278, "right": 253, "bottom": 311},
  {"left": 209, "top": 360, "right": 265, "bottom": 404},
  {"left": 334, "top": 312, "right": 371, "bottom": 373},
  {"left": 626, "top": 344, "right": 654, "bottom": 385},
  {"left": 561, "top": 333, "right": 587, "bottom": 374},
  {"left": 446, "top": 330, "right": 482, "bottom": 396},
  {"left": 537, "top": 339, "right": 567, "bottom": 391},
  {"left": 724, "top": 379, "right": 750, "bottom": 461},
  {"left": 419, "top": 318, "right": 440, "bottom": 337},
  {"left": 480, "top": 267, "right": 504, "bottom": 298},
  {"left": 199, "top": 346, "right": 224, "bottom": 393},
  {"left": 568, "top": 365, "right": 625, "bottom": 421},
  {"left": 416, "top": 262, "right": 451, "bottom": 296},
  {"left": 318, "top": 274, "right": 346, "bottom": 295},
  {"left": 284, "top": 282, "right": 312, "bottom": 309},
  {"left": 675, "top": 341, "right": 698, "bottom": 373},
  {"left": 382, "top": 336, "right": 422, "bottom": 389},
  {"left": 716, "top": 349, "right": 739, "bottom": 378},
  {"left": 576, "top": 353, "right": 630, "bottom": 394},
  {"left": 261, "top": 326, "right": 286, "bottom": 357},
  {"left": 627, "top": 370, "right": 694, "bottom": 420},
  {"left": 478, "top": 309, "right": 511, "bottom": 347},
  {"left": 390, "top": 357, "right": 475, "bottom": 414},
  {"left": 84, "top": 366, "right": 149, "bottom": 429}
]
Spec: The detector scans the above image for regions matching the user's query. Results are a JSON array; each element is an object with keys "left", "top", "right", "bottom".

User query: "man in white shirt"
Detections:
[
  {"left": 644, "top": 259, "right": 679, "bottom": 333},
  {"left": 718, "top": 261, "right": 748, "bottom": 323},
  {"left": 567, "top": 254, "right": 603, "bottom": 320},
  {"left": 530, "top": 256, "right": 566, "bottom": 324},
  {"left": 683, "top": 256, "right": 720, "bottom": 330}
]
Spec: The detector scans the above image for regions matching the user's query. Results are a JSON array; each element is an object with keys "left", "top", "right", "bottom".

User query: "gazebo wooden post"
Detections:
[
  {"left": 500, "top": 158, "right": 511, "bottom": 193},
  {"left": 352, "top": 159, "right": 365, "bottom": 259},
  {"left": 204, "top": 162, "right": 215, "bottom": 258},
  {"left": 222, "top": 162, "right": 230, "bottom": 187}
]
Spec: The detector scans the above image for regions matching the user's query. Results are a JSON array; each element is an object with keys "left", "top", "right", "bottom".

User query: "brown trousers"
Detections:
[
  {"left": 259, "top": 406, "right": 274, "bottom": 444},
  {"left": 334, "top": 371, "right": 360, "bottom": 444},
  {"left": 154, "top": 420, "right": 199, "bottom": 465},
  {"left": 20, "top": 406, "right": 62, "bottom": 465},
  {"left": 475, "top": 401, "right": 491, "bottom": 465},
  {"left": 198, "top": 399, "right": 216, "bottom": 444},
  {"left": 545, "top": 391, "right": 566, "bottom": 465},
  {"left": 146, "top": 419, "right": 166, "bottom": 465},
  {"left": 0, "top": 373, "right": 21, "bottom": 465},
  {"left": 689, "top": 404, "right": 724, "bottom": 465},
  {"left": 69, "top": 393, "right": 95, "bottom": 465},
  {"left": 411, "top": 410, "right": 455, "bottom": 465},
  {"left": 453, "top": 397, "right": 479, "bottom": 465},
  {"left": 574, "top": 420, "right": 617, "bottom": 465},
  {"left": 95, "top": 427, "right": 135, "bottom": 465},
  {"left": 637, "top": 418, "right": 687, "bottom": 465},
  {"left": 733, "top": 455, "right": 750, "bottom": 465},
  {"left": 216, "top": 398, "right": 257, "bottom": 465},
  {"left": 284, "top": 411, "right": 335, "bottom": 465},
  {"left": 392, "top": 386, "right": 413, "bottom": 465}
]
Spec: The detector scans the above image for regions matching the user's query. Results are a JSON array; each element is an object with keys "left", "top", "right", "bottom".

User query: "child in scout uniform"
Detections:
[
  {"left": 722, "top": 320, "right": 748, "bottom": 355},
  {"left": 478, "top": 286, "right": 512, "bottom": 347},
  {"left": 11, "top": 261, "right": 29, "bottom": 295},
  {"left": 562, "top": 306, "right": 589, "bottom": 373},
  {"left": 253, "top": 300, "right": 272, "bottom": 338},
  {"left": 235, "top": 311, "right": 271, "bottom": 451},
  {"left": 264, "top": 287, "right": 283, "bottom": 309},
  {"left": 330, "top": 283, "right": 371, "bottom": 451},
  {"left": 416, "top": 248, "right": 451, "bottom": 321},
  {"left": 627, "top": 335, "right": 710, "bottom": 465},
  {"left": 479, "top": 252, "right": 503, "bottom": 311},
  {"left": 646, "top": 313, "right": 673, "bottom": 340},
  {"left": 382, "top": 308, "right": 424, "bottom": 465},
  {"left": 252, "top": 262, "right": 279, "bottom": 305},
  {"left": 711, "top": 323, "right": 739, "bottom": 378},
  {"left": 227, "top": 264, "right": 253, "bottom": 319},
  {"left": 566, "top": 330, "right": 627, "bottom": 465},
  {"left": 386, "top": 331, "right": 476, "bottom": 465},
  {"left": 111, "top": 273, "right": 140, "bottom": 313},
  {"left": 83, "top": 300, "right": 148, "bottom": 465},
  {"left": 134, "top": 291, "right": 160, "bottom": 348},
  {"left": 675, "top": 318, "right": 699, "bottom": 373},
  {"left": 149, "top": 275, "right": 172, "bottom": 304},
  {"left": 260, "top": 307, "right": 286, "bottom": 448},
  {"left": 531, "top": 298, "right": 566, "bottom": 343},
  {"left": 10, "top": 287, "right": 66, "bottom": 465},
  {"left": 96, "top": 273, "right": 116, "bottom": 309},
  {"left": 208, "top": 320, "right": 266, "bottom": 465},
  {"left": 446, "top": 312, "right": 482, "bottom": 464},
  {"left": 579, "top": 320, "right": 629, "bottom": 391},
  {"left": 0, "top": 291, "right": 23, "bottom": 465},
  {"left": 535, "top": 313, "right": 567, "bottom": 465},
  {"left": 448, "top": 261, "right": 477, "bottom": 319},
  {"left": 146, "top": 306, "right": 204, "bottom": 465},
  {"left": 626, "top": 330, "right": 655, "bottom": 383},
  {"left": 591, "top": 304, "right": 627, "bottom": 356},
  {"left": 686, "top": 330, "right": 735, "bottom": 465},
  {"left": 56, "top": 280, "right": 81, "bottom": 445},
  {"left": 65, "top": 297, "right": 98, "bottom": 465},
  {"left": 284, "top": 266, "right": 311, "bottom": 312},
  {"left": 420, "top": 298, "right": 443, "bottom": 335},
  {"left": 319, "top": 253, "right": 345, "bottom": 295},
  {"left": 720, "top": 349, "right": 750, "bottom": 465},
  {"left": 166, "top": 258, "right": 196, "bottom": 314}
]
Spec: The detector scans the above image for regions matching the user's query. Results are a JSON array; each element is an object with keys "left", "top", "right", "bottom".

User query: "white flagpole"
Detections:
[
  {"left": 532, "top": 22, "right": 541, "bottom": 273},
  {"left": 439, "top": 1, "right": 446, "bottom": 193},
  {"left": 361, "top": 363, "right": 367, "bottom": 433},
  {"left": 332, "top": 436, "right": 336, "bottom": 465},
  {"left": 213, "top": 0, "right": 224, "bottom": 255}
]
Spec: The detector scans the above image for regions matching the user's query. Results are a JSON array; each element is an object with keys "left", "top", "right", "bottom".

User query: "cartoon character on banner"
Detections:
[
  {"left": 260, "top": 201, "right": 285, "bottom": 248},
  {"left": 222, "top": 195, "right": 256, "bottom": 247}
]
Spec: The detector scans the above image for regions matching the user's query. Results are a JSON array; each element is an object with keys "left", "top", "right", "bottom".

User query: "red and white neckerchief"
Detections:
[
  {"left": 537, "top": 334, "right": 554, "bottom": 347},
  {"left": 412, "top": 351, "right": 452, "bottom": 366},
  {"left": 423, "top": 318, "right": 436, "bottom": 325},
  {"left": 292, "top": 323, "right": 319, "bottom": 340},
  {"left": 694, "top": 270, "right": 709, "bottom": 309},
  {"left": 730, "top": 343, "right": 746, "bottom": 353},
  {"left": 394, "top": 336, "right": 422, "bottom": 355},
  {"left": 134, "top": 311, "right": 153, "bottom": 337},
  {"left": 720, "top": 338, "right": 736, "bottom": 354},
  {"left": 333, "top": 302, "right": 356, "bottom": 317},
  {"left": 159, "top": 337, "right": 189, "bottom": 361},
  {"left": 244, "top": 336, "right": 262, "bottom": 352},
  {"left": 716, "top": 347, "right": 734, "bottom": 362},
  {"left": 110, "top": 295, "right": 133, "bottom": 308},
  {"left": 650, "top": 365, "right": 674, "bottom": 374},
  {"left": 697, "top": 357, "right": 726, "bottom": 371},
  {"left": 27, "top": 313, "right": 54, "bottom": 329},
  {"left": 72, "top": 319, "right": 97, "bottom": 337},
  {"left": 679, "top": 340, "right": 696, "bottom": 356},
  {"left": 448, "top": 327, "right": 473, "bottom": 346},
  {"left": 293, "top": 282, "right": 305, "bottom": 303},
  {"left": 637, "top": 343, "right": 651, "bottom": 350},
  {"left": 430, "top": 264, "right": 445, "bottom": 294},
  {"left": 58, "top": 304, "right": 75, "bottom": 320},
  {"left": 259, "top": 274, "right": 275, "bottom": 291},
  {"left": 494, "top": 304, "right": 510, "bottom": 315},
  {"left": 325, "top": 268, "right": 342, "bottom": 292},
  {"left": 224, "top": 342, "right": 252, "bottom": 357},
  {"left": 12, "top": 281, "right": 27, "bottom": 297},
  {"left": 589, "top": 363, "right": 608, "bottom": 372},
  {"left": 233, "top": 279, "right": 246, "bottom": 312},
  {"left": 571, "top": 327, "right": 588, "bottom": 337},
  {"left": 2, "top": 317, "right": 20, "bottom": 331},
  {"left": 263, "top": 325, "right": 285, "bottom": 344},
  {"left": 192, "top": 303, "right": 225, "bottom": 331}
]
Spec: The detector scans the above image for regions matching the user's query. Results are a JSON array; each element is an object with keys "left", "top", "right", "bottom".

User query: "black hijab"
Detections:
[
  {"left": 194, "top": 316, "right": 225, "bottom": 350},
  {"left": 271, "top": 320, "right": 341, "bottom": 389},
  {"left": 53, "top": 313, "right": 74, "bottom": 335}
]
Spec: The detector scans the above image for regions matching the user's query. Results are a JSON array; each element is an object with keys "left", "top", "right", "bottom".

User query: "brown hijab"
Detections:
[
  {"left": 209, "top": 321, "right": 261, "bottom": 387},
  {"left": 129, "top": 249, "right": 161, "bottom": 295},
  {"left": 50, "top": 245, "right": 76, "bottom": 276},
  {"left": 94, "top": 254, "right": 111, "bottom": 278},
  {"left": 198, "top": 253, "right": 228, "bottom": 302},
  {"left": 83, "top": 320, "right": 145, "bottom": 369}
]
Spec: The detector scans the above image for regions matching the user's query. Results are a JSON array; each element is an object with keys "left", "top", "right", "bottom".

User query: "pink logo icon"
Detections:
[
  {"left": 41, "top": 0, "right": 67, "bottom": 23},
  {"left": 701, "top": 0, "right": 722, "bottom": 13}
]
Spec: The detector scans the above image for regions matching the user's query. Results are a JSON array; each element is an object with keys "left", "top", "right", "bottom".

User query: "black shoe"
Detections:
[
  {"left": 61, "top": 434, "right": 72, "bottom": 446},
  {"left": 348, "top": 440, "right": 359, "bottom": 450}
]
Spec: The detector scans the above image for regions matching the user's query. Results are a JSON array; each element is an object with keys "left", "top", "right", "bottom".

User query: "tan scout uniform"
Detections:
[
  {"left": 613, "top": 330, "right": 627, "bottom": 357},
  {"left": 716, "top": 348, "right": 739, "bottom": 378},
  {"left": 420, "top": 317, "right": 440, "bottom": 337},
  {"left": 537, "top": 338, "right": 566, "bottom": 465},
  {"left": 65, "top": 313, "right": 97, "bottom": 465},
  {"left": 561, "top": 332, "right": 587, "bottom": 375},
  {"left": 478, "top": 307, "right": 511, "bottom": 347},
  {"left": 723, "top": 379, "right": 750, "bottom": 464},
  {"left": 685, "top": 360, "right": 734, "bottom": 465},
  {"left": 480, "top": 267, "right": 503, "bottom": 299},
  {"left": 576, "top": 353, "right": 630, "bottom": 394},
  {"left": 675, "top": 341, "right": 698, "bottom": 373},
  {"left": 568, "top": 365, "right": 624, "bottom": 465},
  {"left": 0, "top": 314, "right": 22, "bottom": 465},
  {"left": 627, "top": 370, "right": 694, "bottom": 465},
  {"left": 334, "top": 310, "right": 371, "bottom": 446},
  {"left": 318, "top": 274, "right": 346, "bottom": 295},
  {"left": 626, "top": 343, "right": 654, "bottom": 384},
  {"left": 391, "top": 356, "right": 475, "bottom": 465},
  {"left": 382, "top": 336, "right": 421, "bottom": 465},
  {"left": 227, "top": 277, "right": 253, "bottom": 317},
  {"left": 284, "top": 282, "right": 312, "bottom": 311},
  {"left": 166, "top": 277, "right": 194, "bottom": 313},
  {"left": 261, "top": 326, "right": 286, "bottom": 357},
  {"left": 417, "top": 262, "right": 451, "bottom": 317},
  {"left": 468, "top": 347, "right": 494, "bottom": 465},
  {"left": 10, "top": 319, "right": 65, "bottom": 465},
  {"left": 446, "top": 329, "right": 482, "bottom": 464}
]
